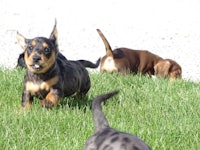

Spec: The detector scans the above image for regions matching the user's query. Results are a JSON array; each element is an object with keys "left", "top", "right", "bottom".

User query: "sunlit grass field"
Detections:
[{"left": 0, "top": 68, "right": 199, "bottom": 150}]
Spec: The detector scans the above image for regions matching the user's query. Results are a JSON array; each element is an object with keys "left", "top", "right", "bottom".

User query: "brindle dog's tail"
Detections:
[
  {"left": 96, "top": 29, "right": 113, "bottom": 57},
  {"left": 78, "top": 58, "right": 101, "bottom": 68},
  {"left": 92, "top": 90, "right": 119, "bottom": 132}
]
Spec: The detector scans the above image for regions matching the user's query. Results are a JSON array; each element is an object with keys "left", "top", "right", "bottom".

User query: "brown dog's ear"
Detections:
[
  {"left": 96, "top": 29, "right": 113, "bottom": 57},
  {"left": 168, "top": 60, "right": 182, "bottom": 80},
  {"left": 154, "top": 60, "right": 171, "bottom": 78},
  {"left": 49, "top": 19, "right": 59, "bottom": 52},
  {"left": 16, "top": 32, "right": 27, "bottom": 50}
]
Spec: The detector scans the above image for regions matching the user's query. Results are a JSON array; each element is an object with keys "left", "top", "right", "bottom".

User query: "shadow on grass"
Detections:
[{"left": 56, "top": 94, "right": 93, "bottom": 112}]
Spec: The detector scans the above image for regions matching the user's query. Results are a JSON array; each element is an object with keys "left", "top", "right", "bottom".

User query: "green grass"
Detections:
[{"left": 0, "top": 68, "right": 199, "bottom": 150}]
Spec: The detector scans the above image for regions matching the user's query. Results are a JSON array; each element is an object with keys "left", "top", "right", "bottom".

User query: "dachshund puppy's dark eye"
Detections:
[
  {"left": 28, "top": 46, "right": 33, "bottom": 50},
  {"left": 27, "top": 45, "right": 33, "bottom": 52},
  {"left": 44, "top": 47, "right": 51, "bottom": 53}
]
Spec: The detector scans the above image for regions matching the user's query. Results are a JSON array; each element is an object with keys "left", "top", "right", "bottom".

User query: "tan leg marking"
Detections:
[
  {"left": 40, "top": 89, "right": 60, "bottom": 108},
  {"left": 26, "top": 76, "right": 59, "bottom": 94},
  {"left": 40, "top": 76, "right": 59, "bottom": 91}
]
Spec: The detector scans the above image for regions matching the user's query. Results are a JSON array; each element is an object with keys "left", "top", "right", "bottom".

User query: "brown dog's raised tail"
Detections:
[{"left": 96, "top": 29, "right": 113, "bottom": 57}]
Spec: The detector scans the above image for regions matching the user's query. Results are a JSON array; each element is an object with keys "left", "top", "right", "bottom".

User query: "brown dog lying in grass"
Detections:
[
  {"left": 97, "top": 29, "right": 182, "bottom": 80},
  {"left": 96, "top": 29, "right": 162, "bottom": 76}
]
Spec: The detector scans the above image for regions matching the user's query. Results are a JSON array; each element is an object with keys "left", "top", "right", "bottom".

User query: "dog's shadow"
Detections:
[{"left": 57, "top": 95, "right": 92, "bottom": 112}]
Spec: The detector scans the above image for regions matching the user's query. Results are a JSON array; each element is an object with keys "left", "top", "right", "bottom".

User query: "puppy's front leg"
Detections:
[
  {"left": 40, "top": 89, "right": 63, "bottom": 108},
  {"left": 19, "top": 90, "right": 33, "bottom": 114}
]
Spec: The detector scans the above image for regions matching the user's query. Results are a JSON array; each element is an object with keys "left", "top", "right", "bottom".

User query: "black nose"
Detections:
[{"left": 32, "top": 55, "right": 41, "bottom": 62}]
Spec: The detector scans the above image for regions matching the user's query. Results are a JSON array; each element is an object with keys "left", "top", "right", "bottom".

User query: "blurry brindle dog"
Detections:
[
  {"left": 84, "top": 91, "right": 151, "bottom": 150},
  {"left": 17, "top": 21, "right": 99, "bottom": 110}
]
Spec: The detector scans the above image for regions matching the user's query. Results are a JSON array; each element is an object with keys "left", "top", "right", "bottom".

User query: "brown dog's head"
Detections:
[
  {"left": 154, "top": 59, "right": 182, "bottom": 80},
  {"left": 96, "top": 29, "right": 118, "bottom": 73},
  {"left": 16, "top": 21, "right": 58, "bottom": 74}
]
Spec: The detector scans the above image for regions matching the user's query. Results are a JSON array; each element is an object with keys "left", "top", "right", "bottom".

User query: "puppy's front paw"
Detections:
[
  {"left": 40, "top": 89, "right": 60, "bottom": 108},
  {"left": 40, "top": 99, "right": 55, "bottom": 109}
]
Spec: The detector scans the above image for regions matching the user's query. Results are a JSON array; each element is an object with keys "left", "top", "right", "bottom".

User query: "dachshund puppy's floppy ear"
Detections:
[
  {"left": 169, "top": 62, "right": 182, "bottom": 80},
  {"left": 154, "top": 60, "right": 171, "bottom": 78},
  {"left": 49, "top": 19, "right": 59, "bottom": 52},
  {"left": 16, "top": 32, "right": 28, "bottom": 50},
  {"left": 154, "top": 59, "right": 182, "bottom": 80}
]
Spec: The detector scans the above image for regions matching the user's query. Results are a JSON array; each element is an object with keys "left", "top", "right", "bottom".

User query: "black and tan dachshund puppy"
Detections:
[{"left": 17, "top": 21, "right": 97, "bottom": 111}]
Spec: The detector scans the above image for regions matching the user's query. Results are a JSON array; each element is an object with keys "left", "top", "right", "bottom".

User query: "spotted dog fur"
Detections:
[{"left": 84, "top": 91, "right": 151, "bottom": 150}]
